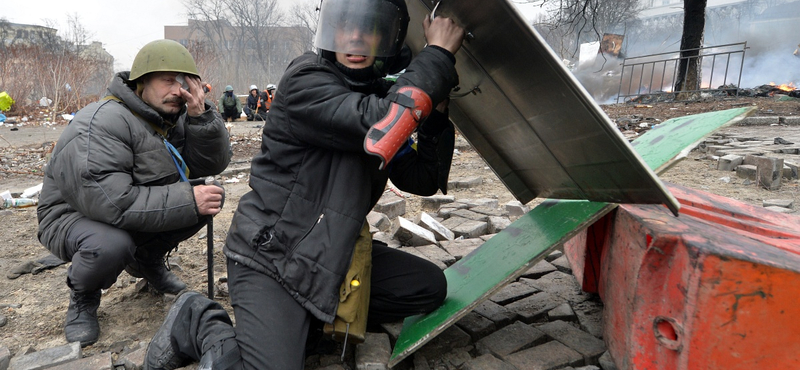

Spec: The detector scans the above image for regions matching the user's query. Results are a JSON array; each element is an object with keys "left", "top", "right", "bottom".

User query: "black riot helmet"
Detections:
[{"left": 314, "top": 0, "right": 409, "bottom": 60}]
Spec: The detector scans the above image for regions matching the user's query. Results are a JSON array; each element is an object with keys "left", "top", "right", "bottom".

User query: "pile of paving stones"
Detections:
[{"left": 0, "top": 179, "right": 617, "bottom": 370}]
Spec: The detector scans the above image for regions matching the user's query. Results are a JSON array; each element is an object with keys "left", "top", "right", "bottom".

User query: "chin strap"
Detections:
[{"left": 364, "top": 86, "right": 432, "bottom": 170}]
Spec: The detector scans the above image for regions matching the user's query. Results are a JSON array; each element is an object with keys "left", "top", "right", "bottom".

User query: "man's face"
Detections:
[
  {"left": 250, "top": 90, "right": 258, "bottom": 97},
  {"left": 140, "top": 72, "right": 185, "bottom": 116},
  {"left": 334, "top": 25, "right": 381, "bottom": 69}
]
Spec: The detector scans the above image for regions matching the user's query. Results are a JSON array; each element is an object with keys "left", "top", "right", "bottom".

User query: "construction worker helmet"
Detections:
[
  {"left": 249, "top": 85, "right": 258, "bottom": 91},
  {"left": 129, "top": 39, "right": 200, "bottom": 81},
  {"left": 266, "top": 84, "right": 276, "bottom": 91},
  {"left": 225, "top": 85, "right": 234, "bottom": 92},
  {"left": 314, "top": 0, "right": 408, "bottom": 58}
]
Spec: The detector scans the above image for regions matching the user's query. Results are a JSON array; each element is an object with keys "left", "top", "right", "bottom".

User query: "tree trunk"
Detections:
[{"left": 675, "top": 0, "right": 707, "bottom": 100}]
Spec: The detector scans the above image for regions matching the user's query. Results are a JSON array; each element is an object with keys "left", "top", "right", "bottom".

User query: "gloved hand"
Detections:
[{"left": 417, "top": 108, "right": 452, "bottom": 139}]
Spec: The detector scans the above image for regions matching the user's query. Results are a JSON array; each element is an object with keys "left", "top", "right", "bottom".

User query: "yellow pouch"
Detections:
[{"left": 324, "top": 222, "right": 372, "bottom": 344}]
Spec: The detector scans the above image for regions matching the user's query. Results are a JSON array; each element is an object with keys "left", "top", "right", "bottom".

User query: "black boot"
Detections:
[
  {"left": 125, "top": 247, "right": 186, "bottom": 294},
  {"left": 65, "top": 290, "right": 101, "bottom": 347},
  {"left": 145, "top": 291, "right": 239, "bottom": 370}
]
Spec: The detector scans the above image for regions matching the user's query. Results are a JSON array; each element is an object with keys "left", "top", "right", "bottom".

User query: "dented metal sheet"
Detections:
[{"left": 405, "top": 0, "right": 679, "bottom": 214}]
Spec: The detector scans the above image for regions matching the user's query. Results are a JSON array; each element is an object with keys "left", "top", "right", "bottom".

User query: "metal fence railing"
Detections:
[{"left": 616, "top": 42, "right": 747, "bottom": 103}]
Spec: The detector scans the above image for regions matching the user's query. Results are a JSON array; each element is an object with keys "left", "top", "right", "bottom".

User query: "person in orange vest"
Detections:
[{"left": 260, "top": 84, "right": 276, "bottom": 113}]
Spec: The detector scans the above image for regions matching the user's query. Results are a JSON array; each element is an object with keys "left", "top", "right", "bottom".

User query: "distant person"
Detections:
[
  {"left": 244, "top": 85, "right": 266, "bottom": 121},
  {"left": 218, "top": 85, "right": 242, "bottom": 122},
  {"left": 36, "top": 39, "right": 231, "bottom": 347},
  {"left": 260, "top": 84, "right": 276, "bottom": 113}
]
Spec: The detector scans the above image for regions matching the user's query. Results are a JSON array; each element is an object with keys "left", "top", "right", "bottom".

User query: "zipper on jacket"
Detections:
[{"left": 290, "top": 213, "right": 324, "bottom": 254}]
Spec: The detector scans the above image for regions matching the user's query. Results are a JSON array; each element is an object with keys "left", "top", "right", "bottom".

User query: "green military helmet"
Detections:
[{"left": 129, "top": 39, "right": 200, "bottom": 81}]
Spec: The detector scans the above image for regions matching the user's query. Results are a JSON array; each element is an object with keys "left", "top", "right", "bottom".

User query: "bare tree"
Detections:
[
  {"left": 535, "top": 0, "right": 641, "bottom": 59},
  {"left": 289, "top": 0, "right": 319, "bottom": 52},
  {"left": 184, "top": 0, "right": 286, "bottom": 91},
  {"left": 674, "top": 0, "right": 707, "bottom": 99}
]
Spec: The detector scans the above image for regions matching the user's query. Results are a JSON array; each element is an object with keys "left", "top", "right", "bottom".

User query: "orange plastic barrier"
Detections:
[{"left": 564, "top": 182, "right": 800, "bottom": 369}]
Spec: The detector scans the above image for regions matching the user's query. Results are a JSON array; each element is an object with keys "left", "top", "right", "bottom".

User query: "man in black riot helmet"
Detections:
[{"left": 144, "top": 0, "right": 465, "bottom": 368}]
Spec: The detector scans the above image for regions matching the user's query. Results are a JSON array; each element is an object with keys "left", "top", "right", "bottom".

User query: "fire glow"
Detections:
[{"left": 769, "top": 82, "right": 796, "bottom": 92}]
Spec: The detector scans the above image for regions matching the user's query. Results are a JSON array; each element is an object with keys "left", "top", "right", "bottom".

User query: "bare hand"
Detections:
[
  {"left": 423, "top": 16, "right": 465, "bottom": 55},
  {"left": 194, "top": 184, "right": 224, "bottom": 216},
  {"left": 181, "top": 75, "right": 207, "bottom": 117}
]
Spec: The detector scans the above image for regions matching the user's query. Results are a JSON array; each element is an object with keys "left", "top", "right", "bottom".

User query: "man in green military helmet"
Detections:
[{"left": 37, "top": 39, "right": 231, "bottom": 347}]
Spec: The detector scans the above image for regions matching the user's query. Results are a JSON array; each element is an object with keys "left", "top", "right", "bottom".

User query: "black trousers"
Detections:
[
  {"left": 221, "top": 107, "right": 238, "bottom": 121},
  {"left": 223, "top": 241, "right": 447, "bottom": 370},
  {"left": 63, "top": 217, "right": 206, "bottom": 293}
]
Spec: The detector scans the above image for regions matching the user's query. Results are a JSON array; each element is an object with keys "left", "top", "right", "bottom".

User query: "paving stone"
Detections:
[
  {"left": 598, "top": 351, "right": 618, "bottom": 370},
  {"left": 475, "top": 321, "right": 547, "bottom": 357},
  {"left": 8, "top": 342, "right": 81, "bottom": 370},
  {"left": 1, "top": 346, "right": 10, "bottom": 370},
  {"left": 48, "top": 352, "right": 113, "bottom": 370},
  {"left": 455, "top": 312, "right": 496, "bottom": 342},
  {"left": 367, "top": 211, "right": 392, "bottom": 232},
  {"left": 505, "top": 291, "right": 565, "bottom": 323},
  {"left": 450, "top": 209, "right": 490, "bottom": 222},
  {"left": 451, "top": 220, "right": 489, "bottom": 239},
  {"left": 380, "top": 321, "right": 403, "bottom": 342},
  {"left": 442, "top": 347, "right": 473, "bottom": 368},
  {"left": 474, "top": 300, "right": 519, "bottom": 328},
  {"left": 317, "top": 365, "right": 347, "bottom": 370},
  {"left": 705, "top": 145, "right": 734, "bottom": 156},
  {"left": 487, "top": 216, "right": 511, "bottom": 234},
  {"left": 373, "top": 194, "right": 406, "bottom": 219},
  {"left": 764, "top": 205, "right": 795, "bottom": 213},
  {"left": 749, "top": 155, "right": 783, "bottom": 189},
  {"left": 523, "top": 271, "right": 590, "bottom": 304},
  {"left": 420, "top": 195, "right": 455, "bottom": 211},
  {"left": 572, "top": 300, "right": 605, "bottom": 339},
  {"left": 413, "top": 245, "right": 456, "bottom": 267},
  {"left": 735, "top": 164, "right": 757, "bottom": 180},
  {"left": 479, "top": 233, "right": 497, "bottom": 242},
  {"left": 464, "top": 198, "right": 499, "bottom": 208},
  {"left": 763, "top": 199, "right": 793, "bottom": 208},
  {"left": 415, "top": 325, "right": 472, "bottom": 360},
  {"left": 441, "top": 216, "right": 469, "bottom": 230},
  {"left": 717, "top": 154, "right": 743, "bottom": 171},
  {"left": 489, "top": 281, "right": 538, "bottom": 305},
  {"left": 550, "top": 255, "right": 573, "bottom": 274},
  {"left": 504, "top": 200, "right": 530, "bottom": 218},
  {"left": 462, "top": 354, "right": 517, "bottom": 370},
  {"left": 521, "top": 260, "right": 558, "bottom": 279},
  {"left": 548, "top": 302, "right": 577, "bottom": 322},
  {"left": 115, "top": 343, "right": 146, "bottom": 370},
  {"left": 355, "top": 332, "right": 391, "bottom": 370},
  {"left": 401, "top": 246, "right": 447, "bottom": 270},
  {"left": 393, "top": 217, "right": 437, "bottom": 246},
  {"left": 505, "top": 340, "right": 584, "bottom": 370},
  {"left": 450, "top": 176, "right": 483, "bottom": 189},
  {"left": 545, "top": 249, "right": 563, "bottom": 262},
  {"left": 784, "top": 160, "right": 799, "bottom": 179},
  {"left": 417, "top": 212, "right": 454, "bottom": 241},
  {"left": 439, "top": 238, "right": 482, "bottom": 260},
  {"left": 538, "top": 320, "right": 607, "bottom": 364},
  {"left": 469, "top": 206, "right": 507, "bottom": 217},
  {"left": 783, "top": 165, "right": 795, "bottom": 179},
  {"left": 412, "top": 354, "right": 431, "bottom": 370}
]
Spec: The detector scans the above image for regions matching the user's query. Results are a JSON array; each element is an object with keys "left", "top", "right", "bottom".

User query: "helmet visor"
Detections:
[{"left": 314, "top": 0, "right": 404, "bottom": 57}]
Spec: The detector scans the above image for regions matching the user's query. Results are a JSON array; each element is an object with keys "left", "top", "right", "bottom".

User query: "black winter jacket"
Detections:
[{"left": 223, "top": 47, "right": 459, "bottom": 323}]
